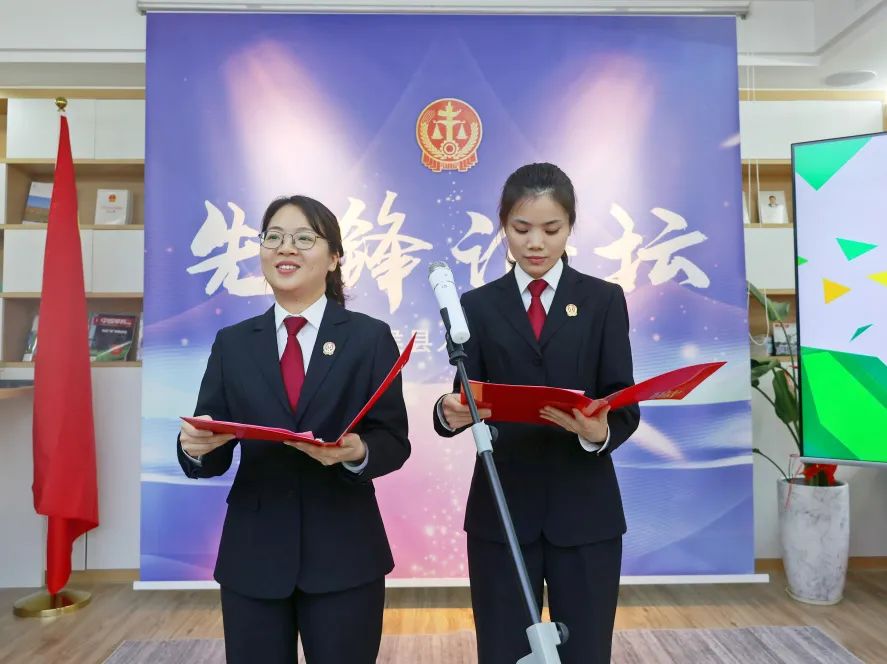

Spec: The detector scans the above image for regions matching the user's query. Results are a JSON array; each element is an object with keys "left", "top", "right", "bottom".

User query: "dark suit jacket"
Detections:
[
  {"left": 177, "top": 301, "right": 410, "bottom": 598},
  {"left": 434, "top": 265, "right": 639, "bottom": 546}
]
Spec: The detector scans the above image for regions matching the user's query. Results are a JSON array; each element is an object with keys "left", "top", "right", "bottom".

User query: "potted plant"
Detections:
[{"left": 748, "top": 283, "right": 849, "bottom": 605}]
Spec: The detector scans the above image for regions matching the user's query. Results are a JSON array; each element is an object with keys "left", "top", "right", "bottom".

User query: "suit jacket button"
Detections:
[{"left": 533, "top": 357, "right": 542, "bottom": 366}]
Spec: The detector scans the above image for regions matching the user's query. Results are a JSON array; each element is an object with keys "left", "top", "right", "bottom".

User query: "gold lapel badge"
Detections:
[
  {"left": 323, "top": 342, "right": 336, "bottom": 356},
  {"left": 566, "top": 304, "right": 578, "bottom": 317}
]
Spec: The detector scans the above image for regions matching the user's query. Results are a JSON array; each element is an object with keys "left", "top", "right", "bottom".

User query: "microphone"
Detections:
[{"left": 428, "top": 261, "right": 470, "bottom": 344}]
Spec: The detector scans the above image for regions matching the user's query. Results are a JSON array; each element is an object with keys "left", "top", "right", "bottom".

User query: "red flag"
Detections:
[{"left": 32, "top": 115, "right": 99, "bottom": 595}]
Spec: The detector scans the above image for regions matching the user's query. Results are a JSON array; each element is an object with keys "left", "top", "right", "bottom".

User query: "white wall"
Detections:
[
  {"left": 0, "top": 1, "right": 145, "bottom": 62},
  {"left": 740, "top": 100, "right": 884, "bottom": 160},
  {"left": 0, "top": 368, "right": 142, "bottom": 588},
  {"left": 752, "top": 373, "right": 887, "bottom": 558},
  {"left": 737, "top": 1, "right": 815, "bottom": 54},
  {"left": 812, "top": 0, "right": 885, "bottom": 49},
  {"left": 0, "top": 5, "right": 885, "bottom": 589},
  {"left": 743, "top": 98, "right": 887, "bottom": 558}
]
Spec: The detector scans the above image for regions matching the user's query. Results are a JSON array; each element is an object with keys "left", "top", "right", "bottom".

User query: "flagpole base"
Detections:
[{"left": 13, "top": 589, "right": 91, "bottom": 618}]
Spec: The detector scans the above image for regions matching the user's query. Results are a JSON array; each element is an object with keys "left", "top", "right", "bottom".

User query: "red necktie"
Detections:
[
  {"left": 527, "top": 279, "right": 548, "bottom": 340},
  {"left": 281, "top": 316, "right": 308, "bottom": 409}
]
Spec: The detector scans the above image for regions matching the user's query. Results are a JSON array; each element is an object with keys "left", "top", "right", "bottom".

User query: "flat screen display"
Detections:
[{"left": 793, "top": 132, "right": 887, "bottom": 465}]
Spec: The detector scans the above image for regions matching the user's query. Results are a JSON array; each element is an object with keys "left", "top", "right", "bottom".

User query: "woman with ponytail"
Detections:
[
  {"left": 433, "top": 163, "right": 639, "bottom": 664},
  {"left": 177, "top": 195, "right": 410, "bottom": 664}
]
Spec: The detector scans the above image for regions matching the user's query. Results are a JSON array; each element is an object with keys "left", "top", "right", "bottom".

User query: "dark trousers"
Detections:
[
  {"left": 468, "top": 535, "right": 622, "bottom": 664},
  {"left": 220, "top": 578, "right": 385, "bottom": 664}
]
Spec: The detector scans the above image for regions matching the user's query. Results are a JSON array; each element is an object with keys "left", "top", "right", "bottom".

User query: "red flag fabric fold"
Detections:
[{"left": 32, "top": 115, "right": 99, "bottom": 595}]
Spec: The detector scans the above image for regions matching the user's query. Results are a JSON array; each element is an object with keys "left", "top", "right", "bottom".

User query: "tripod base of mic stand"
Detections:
[{"left": 516, "top": 621, "right": 566, "bottom": 664}]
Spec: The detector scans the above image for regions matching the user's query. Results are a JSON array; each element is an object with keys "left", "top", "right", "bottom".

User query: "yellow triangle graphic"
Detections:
[
  {"left": 869, "top": 271, "right": 887, "bottom": 287},
  {"left": 823, "top": 278, "right": 851, "bottom": 303}
]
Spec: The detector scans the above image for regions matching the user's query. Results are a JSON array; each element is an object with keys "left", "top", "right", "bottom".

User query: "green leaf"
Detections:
[
  {"left": 772, "top": 369, "right": 799, "bottom": 428},
  {"left": 748, "top": 282, "right": 790, "bottom": 323},
  {"left": 751, "top": 359, "right": 779, "bottom": 386},
  {"left": 748, "top": 281, "right": 767, "bottom": 307},
  {"left": 771, "top": 301, "right": 791, "bottom": 321}
]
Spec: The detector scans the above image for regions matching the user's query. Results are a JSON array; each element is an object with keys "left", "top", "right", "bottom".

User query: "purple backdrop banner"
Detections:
[{"left": 142, "top": 13, "right": 753, "bottom": 582}]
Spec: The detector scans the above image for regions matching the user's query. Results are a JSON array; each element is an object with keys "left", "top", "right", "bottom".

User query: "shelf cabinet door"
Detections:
[
  {"left": 0, "top": 164, "right": 6, "bottom": 225},
  {"left": 94, "top": 100, "right": 146, "bottom": 160},
  {"left": 744, "top": 226, "right": 796, "bottom": 291},
  {"left": 1, "top": 229, "right": 94, "bottom": 292},
  {"left": 84, "top": 368, "right": 142, "bottom": 569},
  {"left": 6, "top": 99, "right": 97, "bottom": 160},
  {"left": 92, "top": 230, "right": 144, "bottom": 293},
  {"left": 0, "top": 390, "right": 44, "bottom": 588}
]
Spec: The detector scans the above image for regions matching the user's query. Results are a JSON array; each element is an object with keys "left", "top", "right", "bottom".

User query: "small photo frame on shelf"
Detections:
[{"left": 757, "top": 190, "right": 789, "bottom": 224}]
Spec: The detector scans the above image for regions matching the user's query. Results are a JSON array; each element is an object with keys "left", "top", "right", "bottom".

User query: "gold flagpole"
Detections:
[
  {"left": 13, "top": 589, "right": 92, "bottom": 618},
  {"left": 12, "top": 96, "right": 92, "bottom": 618}
]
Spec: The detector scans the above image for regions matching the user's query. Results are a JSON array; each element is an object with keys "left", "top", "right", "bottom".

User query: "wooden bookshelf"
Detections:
[
  {"left": 0, "top": 224, "right": 144, "bottom": 231},
  {"left": 1, "top": 160, "right": 144, "bottom": 229},
  {"left": 748, "top": 290, "right": 797, "bottom": 357},
  {"left": 745, "top": 223, "right": 794, "bottom": 229},
  {"left": 0, "top": 294, "right": 142, "bottom": 363},
  {"left": 0, "top": 292, "right": 142, "bottom": 299},
  {"left": 0, "top": 361, "right": 142, "bottom": 369},
  {"left": 1, "top": 94, "right": 144, "bottom": 371},
  {"left": 741, "top": 159, "right": 793, "bottom": 225}
]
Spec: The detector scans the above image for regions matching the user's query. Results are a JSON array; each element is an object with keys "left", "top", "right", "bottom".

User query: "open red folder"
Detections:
[
  {"left": 182, "top": 333, "right": 416, "bottom": 446},
  {"left": 460, "top": 361, "right": 726, "bottom": 426}
]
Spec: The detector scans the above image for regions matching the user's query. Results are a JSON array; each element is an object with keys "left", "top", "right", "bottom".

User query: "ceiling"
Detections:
[
  {"left": 0, "top": 0, "right": 886, "bottom": 91},
  {"left": 739, "top": 0, "right": 887, "bottom": 90}
]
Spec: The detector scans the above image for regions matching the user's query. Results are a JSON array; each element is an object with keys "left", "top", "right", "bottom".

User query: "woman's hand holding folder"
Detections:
[
  {"left": 287, "top": 432, "right": 367, "bottom": 466},
  {"left": 180, "top": 414, "right": 236, "bottom": 458},
  {"left": 440, "top": 393, "right": 492, "bottom": 430},
  {"left": 540, "top": 402, "right": 611, "bottom": 443}
]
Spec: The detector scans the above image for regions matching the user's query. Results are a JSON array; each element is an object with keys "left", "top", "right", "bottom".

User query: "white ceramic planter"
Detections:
[{"left": 777, "top": 478, "right": 849, "bottom": 605}]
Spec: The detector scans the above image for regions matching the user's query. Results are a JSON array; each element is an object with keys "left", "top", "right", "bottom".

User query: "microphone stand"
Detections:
[{"left": 442, "top": 313, "right": 566, "bottom": 664}]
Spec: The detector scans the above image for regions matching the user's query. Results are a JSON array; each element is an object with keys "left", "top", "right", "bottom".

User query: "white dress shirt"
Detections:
[
  {"left": 274, "top": 296, "right": 326, "bottom": 365},
  {"left": 277, "top": 296, "right": 368, "bottom": 472},
  {"left": 512, "top": 261, "right": 609, "bottom": 452},
  {"left": 437, "top": 261, "right": 610, "bottom": 453}
]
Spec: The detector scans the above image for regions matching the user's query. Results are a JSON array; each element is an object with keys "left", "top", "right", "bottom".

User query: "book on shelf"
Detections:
[
  {"left": 94, "top": 189, "right": 133, "bottom": 225},
  {"left": 22, "top": 315, "right": 39, "bottom": 361},
  {"left": 771, "top": 322, "right": 798, "bottom": 357},
  {"left": 89, "top": 313, "right": 139, "bottom": 361},
  {"left": 20, "top": 313, "right": 141, "bottom": 363},
  {"left": 22, "top": 182, "right": 53, "bottom": 225}
]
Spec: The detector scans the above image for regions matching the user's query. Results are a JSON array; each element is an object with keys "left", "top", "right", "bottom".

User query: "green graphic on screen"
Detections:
[{"left": 793, "top": 133, "right": 887, "bottom": 464}]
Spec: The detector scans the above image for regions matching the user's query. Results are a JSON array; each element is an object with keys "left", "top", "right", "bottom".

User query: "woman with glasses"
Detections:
[{"left": 177, "top": 195, "right": 410, "bottom": 664}]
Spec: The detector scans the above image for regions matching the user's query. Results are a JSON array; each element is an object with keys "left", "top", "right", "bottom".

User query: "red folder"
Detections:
[
  {"left": 460, "top": 361, "right": 726, "bottom": 426},
  {"left": 182, "top": 332, "right": 416, "bottom": 446},
  {"left": 180, "top": 417, "right": 335, "bottom": 446}
]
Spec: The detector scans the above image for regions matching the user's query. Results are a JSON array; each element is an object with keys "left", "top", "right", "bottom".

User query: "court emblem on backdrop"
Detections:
[{"left": 416, "top": 98, "right": 482, "bottom": 172}]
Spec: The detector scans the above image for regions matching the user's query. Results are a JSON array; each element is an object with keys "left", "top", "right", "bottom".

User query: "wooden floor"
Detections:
[{"left": 1, "top": 570, "right": 886, "bottom": 663}]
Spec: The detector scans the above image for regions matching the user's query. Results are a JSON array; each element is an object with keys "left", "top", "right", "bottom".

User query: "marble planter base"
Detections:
[
  {"left": 785, "top": 587, "right": 843, "bottom": 606},
  {"left": 778, "top": 479, "right": 849, "bottom": 605}
]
